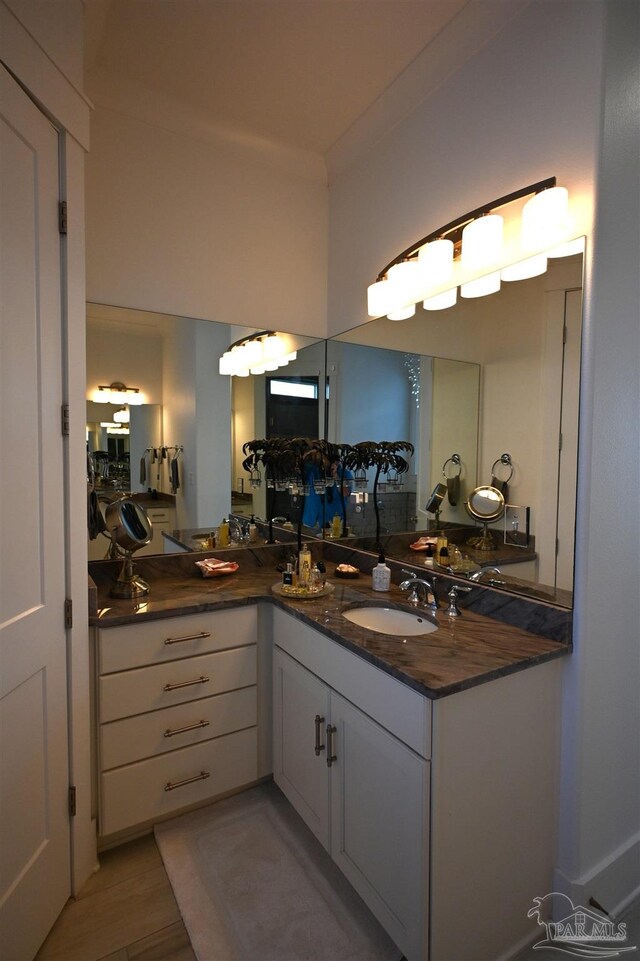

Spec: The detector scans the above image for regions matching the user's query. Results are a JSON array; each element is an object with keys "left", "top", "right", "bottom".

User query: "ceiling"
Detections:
[{"left": 84, "top": 0, "right": 471, "bottom": 156}]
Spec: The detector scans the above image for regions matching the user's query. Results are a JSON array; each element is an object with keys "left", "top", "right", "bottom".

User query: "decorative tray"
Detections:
[
  {"left": 271, "top": 581, "right": 335, "bottom": 600},
  {"left": 195, "top": 559, "right": 239, "bottom": 577}
]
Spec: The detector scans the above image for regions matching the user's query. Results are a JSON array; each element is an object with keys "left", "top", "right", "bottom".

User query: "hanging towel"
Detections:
[
  {"left": 139, "top": 453, "right": 147, "bottom": 485},
  {"left": 446, "top": 474, "right": 460, "bottom": 506},
  {"left": 87, "top": 490, "right": 107, "bottom": 539},
  {"left": 170, "top": 455, "right": 180, "bottom": 494},
  {"left": 490, "top": 476, "right": 509, "bottom": 501}
]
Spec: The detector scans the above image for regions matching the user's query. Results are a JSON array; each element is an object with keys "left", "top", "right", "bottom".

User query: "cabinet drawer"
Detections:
[
  {"left": 100, "top": 726, "right": 257, "bottom": 836},
  {"left": 100, "top": 686, "right": 257, "bottom": 770},
  {"left": 98, "top": 606, "right": 257, "bottom": 674},
  {"left": 100, "top": 645, "right": 256, "bottom": 722}
]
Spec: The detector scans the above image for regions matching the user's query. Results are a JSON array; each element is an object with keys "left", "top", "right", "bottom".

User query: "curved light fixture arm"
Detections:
[{"left": 375, "top": 177, "right": 557, "bottom": 280}]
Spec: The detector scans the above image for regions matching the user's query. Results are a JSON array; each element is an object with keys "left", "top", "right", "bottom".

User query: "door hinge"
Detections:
[
  {"left": 64, "top": 598, "right": 73, "bottom": 629},
  {"left": 68, "top": 785, "right": 77, "bottom": 817},
  {"left": 58, "top": 201, "right": 67, "bottom": 235},
  {"left": 61, "top": 403, "right": 70, "bottom": 436}
]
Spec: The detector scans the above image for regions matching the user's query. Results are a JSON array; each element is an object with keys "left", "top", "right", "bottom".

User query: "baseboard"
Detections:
[{"left": 553, "top": 830, "right": 640, "bottom": 919}]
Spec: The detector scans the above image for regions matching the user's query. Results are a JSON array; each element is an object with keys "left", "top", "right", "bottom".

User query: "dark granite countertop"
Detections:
[{"left": 89, "top": 544, "right": 570, "bottom": 700}]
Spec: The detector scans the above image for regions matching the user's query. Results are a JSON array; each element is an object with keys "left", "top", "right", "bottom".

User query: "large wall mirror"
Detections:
[{"left": 326, "top": 250, "right": 584, "bottom": 609}]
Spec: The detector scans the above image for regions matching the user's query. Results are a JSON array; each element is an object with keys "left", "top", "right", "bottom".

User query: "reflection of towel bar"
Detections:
[
  {"left": 491, "top": 452, "right": 514, "bottom": 483},
  {"left": 442, "top": 454, "right": 462, "bottom": 478}
]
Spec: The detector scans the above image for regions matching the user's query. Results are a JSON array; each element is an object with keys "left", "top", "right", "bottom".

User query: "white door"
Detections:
[
  {"left": 329, "top": 692, "right": 429, "bottom": 961},
  {"left": 272, "top": 648, "right": 331, "bottom": 848},
  {"left": 0, "top": 67, "right": 71, "bottom": 960}
]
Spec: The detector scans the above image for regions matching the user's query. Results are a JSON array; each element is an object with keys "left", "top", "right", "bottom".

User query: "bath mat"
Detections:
[{"left": 155, "top": 782, "right": 402, "bottom": 961}]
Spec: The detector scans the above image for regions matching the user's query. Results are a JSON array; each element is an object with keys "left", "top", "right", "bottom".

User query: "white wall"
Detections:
[
  {"left": 85, "top": 105, "right": 328, "bottom": 337},
  {"left": 327, "top": 0, "right": 639, "bottom": 916}
]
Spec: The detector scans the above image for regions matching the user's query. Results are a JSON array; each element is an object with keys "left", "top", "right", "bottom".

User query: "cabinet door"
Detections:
[
  {"left": 273, "top": 648, "right": 330, "bottom": 849},
  {"left": 329, "top": 692, "right": 429, "bottom": 961}
]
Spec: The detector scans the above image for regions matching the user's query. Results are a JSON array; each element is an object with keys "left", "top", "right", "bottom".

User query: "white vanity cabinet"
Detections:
[
  {"left": 94, "top": 606, "right": 258, "bottom": 838},
  {"left": 273, "top": 612, "right": 431, "bottom": 960},
  {"left": 137, "top": 504, "right": 176, "bottom": 555},
  {"left": 272, "top": 607, "right": 561, "bottom": 961}
]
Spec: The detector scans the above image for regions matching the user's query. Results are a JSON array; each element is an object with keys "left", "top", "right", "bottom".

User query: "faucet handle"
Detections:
[
  {"left": 401, "top": 569, "right": 417, "bottom": 579},
  {"left": 445, "top": 584, "right": 473, "bottom": 617}
]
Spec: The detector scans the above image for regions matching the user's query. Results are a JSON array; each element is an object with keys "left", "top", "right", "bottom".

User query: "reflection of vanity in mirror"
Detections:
[
  {"left": 326, "top": 249, "right": 583, "bottom": 607},
  {"left": 86, "top": 302, "right": 324, "bottom": 557}
]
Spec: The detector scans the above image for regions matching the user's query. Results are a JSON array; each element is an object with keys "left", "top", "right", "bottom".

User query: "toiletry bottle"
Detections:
[
  {"left": 309, "top": 563, "right": 321, "bottom": 592},
  {"left": 438, "top": 545, "right": 450, "bottom": 568},
  {"left": 332, "top": 513, "right": 342, "bottom": 538},
  {"left": 298, "top": 546, "right": 312, "bottom": 589},
  {"left": 283, "top": 515, "right": 294, "bottom": 530},
  {"left": 424, "top": 544, "right": 434, "bottom": 568},
  {"left": 282, "top": 563, "right": 293, "bottom": 587},
  {"left": 248, "top": 515, "right": 258, "bottom": 543},
  {"left": 372, "top": 553, "right": 391, "bottom": 591},
  {"left": 436, "top": 533, "right": 448, "bottom": 558},
  {"left": 218, "top": 518, "right": 229, "bottom": 547}
]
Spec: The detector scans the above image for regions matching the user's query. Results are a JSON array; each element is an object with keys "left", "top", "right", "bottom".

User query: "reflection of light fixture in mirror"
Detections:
[
  {"left": 104, "top": 497, "right": 152, "bottom": 598},
  {"left": 91, "top": 381, "right": 144, "bottom": 405},
  {"left": 113, "top": 407, "right": 130, "bottom": 423},
  {"left": 218, "top": 331, "right": 297, "bottom": 377},
  {"left": 367, "top": 177, "right": 575, "bottom": 317}
]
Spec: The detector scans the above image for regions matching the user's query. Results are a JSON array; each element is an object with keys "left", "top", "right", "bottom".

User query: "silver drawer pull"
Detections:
[
  {"left": 164, "top": 770, "right": 210, "bottom": 792},
  {"left": 326, "top": 724, "right": 337, "bottom": 768},
  {"left": 164, "top": 719, "right": 210, "bottom": 738},
  {"left": 164, "top": 630, "right": 211, "bottom": 645},
  {"left": 163, "top": 675, "right": 210, "bottom": 692},
  {"left": 314, "top": 714, "right": 325, "bottom": 755}
]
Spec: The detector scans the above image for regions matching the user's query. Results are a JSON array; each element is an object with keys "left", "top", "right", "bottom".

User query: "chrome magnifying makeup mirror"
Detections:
[
  {"left": 465, "top": 485, "right": 506, "bottom": 551},
  {"left": 104, "top": 497, "right": 152, "bottom": 598}
]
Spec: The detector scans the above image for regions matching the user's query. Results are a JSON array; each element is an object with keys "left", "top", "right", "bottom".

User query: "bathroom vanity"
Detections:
[{"left": 88, "top": 547, "right": 569, "bottom": 960}]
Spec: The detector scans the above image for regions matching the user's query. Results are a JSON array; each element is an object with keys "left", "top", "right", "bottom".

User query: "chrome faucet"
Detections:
[
  {"left": 229, "top": 518, "right": 248, "bottom": 542},
  {"left": 399, "top": 570, "right": 439, "bottom": 611},
  {"left": 445, "top": 584, "right": 473, "bottom": 617},
  {"left": 468, "top": 566, "right": 506, "bottom": 585}
]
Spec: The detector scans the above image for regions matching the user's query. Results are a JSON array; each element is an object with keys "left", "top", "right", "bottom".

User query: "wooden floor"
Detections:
[
  {"left": 35, "top": 829, "right": 640, "bottom": 961},
  {"left": 35, "top": 834, "right": 196, "bottom": 961}
]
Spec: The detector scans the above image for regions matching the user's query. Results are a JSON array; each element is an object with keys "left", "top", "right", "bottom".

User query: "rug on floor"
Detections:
[{"left": 154, "top": 781, "right": 403, "bottom": 961}]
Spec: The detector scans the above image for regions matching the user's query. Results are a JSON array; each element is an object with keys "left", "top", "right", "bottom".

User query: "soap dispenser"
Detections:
[
  {"left": 248, "top": 515, "right": 258, "bottom": 543},
  {"left": 218, "top": 518, "right": 229, "bottom": 547},
  {"left": 372, "top": 553, "right": 391, "bottom": 591}
]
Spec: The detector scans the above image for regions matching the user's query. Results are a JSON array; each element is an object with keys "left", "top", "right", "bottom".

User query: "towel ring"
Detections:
[
  {"left": 491, "top": 453, "right": 514, "bottom": 484},
  {"left": 442, "top": 454, "right": 462, "bottom": 479}
]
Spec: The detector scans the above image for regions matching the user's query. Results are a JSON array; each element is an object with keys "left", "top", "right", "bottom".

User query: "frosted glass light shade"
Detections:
[
  {"left": 461, "top": 215, "right": 503, "bottom": 271},
  {"left": 423, "top": 287, "right": 457, "bottom": 310},
  {"left": 418, "top": 238, "right": 454, "bottom": 286},
  {"left": 386, "top": 260, "right": 421, "bottom": 315},
  {"left": 387, "top": 303, "right": 416, "bottom": 321},
  {"left": 460, "top": 271, "right": 501, "bottom": 298},
  {"left": 263, "top": 334, "right": 284, "bottom": 361},
  {"left": 244, "top": 339, "right": 263, "bottom": 367},
  {"left": 113, "top": 407, "right": 130, "bottom": 424},
  {"left": 501, "top": 254, "right": 548, "bottom": 282},
  {"left": 522, "top": 186, "right": 568, "bottom": 251},
  {"left": 219, "top": 351, "right": 234, "bottom": 375},
  {"left": 367, "top": 278, "right": 391, "bottom": 317}
]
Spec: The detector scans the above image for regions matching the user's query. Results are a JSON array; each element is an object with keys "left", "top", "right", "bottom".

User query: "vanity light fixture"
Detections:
[
  {"left": 112, "top": 407, "right": 130, "bottom": 424},
  {"left": 91, "top": 381, "right": 144, "bottom": 405},
  {"left": 218, "top": 331, "right": 297, "bottom": 377},
  {"left": 367, "top": 177, "right": 575, "bottom": 318}
]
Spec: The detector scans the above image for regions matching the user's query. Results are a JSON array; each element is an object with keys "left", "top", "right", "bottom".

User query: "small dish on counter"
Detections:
[
  {"left": 195, "top": 558, "right": 239, "bottom": 577},
  {"left": 334, "top": 563, "right": 360, "bottom": 579}
]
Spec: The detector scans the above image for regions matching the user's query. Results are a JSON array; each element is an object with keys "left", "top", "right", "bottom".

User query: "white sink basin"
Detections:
[{"left": 342, "top": 606, "right": 438, "bottom": 636}]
